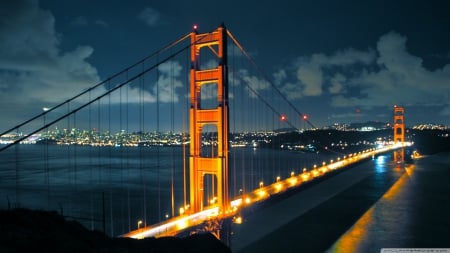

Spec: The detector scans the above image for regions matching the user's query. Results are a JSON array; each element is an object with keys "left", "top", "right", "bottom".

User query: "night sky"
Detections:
[{"left": 1, "top": 0, "right": 449, "bottom": 132}]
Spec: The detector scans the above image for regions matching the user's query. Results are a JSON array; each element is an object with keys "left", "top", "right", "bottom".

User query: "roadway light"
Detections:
[
  {"left": 233, "top": 216, "right": 243, "bottom": 224},
  {"left": 137, "top": 220, "right": 143, "bottom": 229},
  {"left": 275, "top": 182, "right": 283, "bottom": 192}
]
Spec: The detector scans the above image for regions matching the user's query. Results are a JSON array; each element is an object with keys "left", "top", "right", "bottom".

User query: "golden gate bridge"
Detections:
[{"left": 0, "top": 24, "right": 410, "bottom": 243}]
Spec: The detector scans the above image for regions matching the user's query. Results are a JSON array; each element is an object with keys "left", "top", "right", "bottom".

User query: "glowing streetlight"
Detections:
[{"left": 137, "top": 220, "right": 143, "bottom": 229}]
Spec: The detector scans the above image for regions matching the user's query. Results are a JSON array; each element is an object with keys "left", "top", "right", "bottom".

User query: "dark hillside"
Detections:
[{"left": 0, "top": 208, "right": 231, "bottom": 253}]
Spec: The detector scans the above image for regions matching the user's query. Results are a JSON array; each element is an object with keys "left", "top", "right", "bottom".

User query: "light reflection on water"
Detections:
[
  {"left": 326, "top": 164, "right": 415, "bottom": 252},
  {"left": 374, "top": 155, "right": 387, "bottom": 174}
]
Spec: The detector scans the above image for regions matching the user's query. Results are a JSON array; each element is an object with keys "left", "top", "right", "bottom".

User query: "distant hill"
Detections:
[{"left": 265, "top": 129, "right": 450, "bottom": 155}]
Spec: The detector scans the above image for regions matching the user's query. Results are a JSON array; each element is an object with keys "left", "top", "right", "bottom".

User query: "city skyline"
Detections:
[{"left": 1, "top": 0, "right": 450, "bottom": 133}]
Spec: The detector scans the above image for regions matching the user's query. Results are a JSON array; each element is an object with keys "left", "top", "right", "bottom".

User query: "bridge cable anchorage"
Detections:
[{"left": 227, "top": 30, "right": 316, "bottom": 129}]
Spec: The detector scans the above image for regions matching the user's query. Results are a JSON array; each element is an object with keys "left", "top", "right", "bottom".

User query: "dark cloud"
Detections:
[
  {"left": 70, "top": 16, "right": 88, "bottom": 26},
  {"left": 138, "top": 7, "right": 161, "bottom": 27},
  {"left": 0, "top": 0, "right": 100, "bottom": 128},
  {"left": 274, "top": 31, "right": 449, "bottom": 118}
]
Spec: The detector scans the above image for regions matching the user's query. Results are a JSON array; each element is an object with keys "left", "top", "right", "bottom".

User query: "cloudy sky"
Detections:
[{"left": 1, "top": 0, "right": 449, "bottom": 132}]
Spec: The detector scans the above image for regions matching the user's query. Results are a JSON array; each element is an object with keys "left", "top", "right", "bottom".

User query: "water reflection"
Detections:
[
  {"left": 326, "top": 163, "right": 415, "bottom": 252},
  {"left": 374, "top": 155, "right": 386, "bottom": 173}
]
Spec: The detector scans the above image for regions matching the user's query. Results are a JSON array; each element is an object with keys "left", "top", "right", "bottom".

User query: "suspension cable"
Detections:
[
  {"left": 0, "top": 38, "right": 194, "bottom": 153},
  {"left": 227, "top": 30, "right": 317, "bottom": 129},
  {"left": 0, "top": 33, "right": 192, "bottom": 138},
  {"left": 229, "top": 65, "right": 297, "bottom": 130},
  {"left": 1, "top": 25, "right": 226, "bottom": 154}
]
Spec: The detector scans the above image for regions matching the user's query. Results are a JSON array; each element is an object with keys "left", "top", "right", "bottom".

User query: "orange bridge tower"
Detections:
[
  {"left": 393, "top": 105, "right": 405, "bottom": 163},
  {"left": 189, "top": 25, "right": 229, "bottom": 214}
]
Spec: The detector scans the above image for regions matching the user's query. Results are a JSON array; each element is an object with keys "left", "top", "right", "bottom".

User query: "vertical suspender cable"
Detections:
[
  {"left": 73, "top": 105, "right": 78, "bottom": 219},
  {"left": 239, "top": 66, "right": 245, "bottom": 194},
  {"left": 139, "top": 62, "right": 146, "bottom": 227},
  {"left": 156, "top": 54, "right": 161, "bottom": 221},
  {"left": 119, "top": 78, "right": 124, "bottom": 233},
  {"left": 14, "top": 129, "right": 19, "bottom": 207},
  {"left": 44, "top": 112, "right": 50, "bottom": 209},
  {"left": 170, "top": 58, "right": 175, "bottom": 217},
  {"left": 182, "top": 48, "right": 188, "bottom": 210},
  {"left": 97, "top": 99, "right": 103, "bottom": 232},
  {"left": 231, "top": 44, "right": 237, "bottom": 198},
  {"left": 89, "top": 90, "right": 94, "bottom": 230},
  {"left": 67, "top": 102, "right": 71, "bottom": 214},
  {"left": 108, "top": 81, "right": 114, "bottom": 236},
  {"left": 126, "top": 69, "right": 131, "bottom": 232}
]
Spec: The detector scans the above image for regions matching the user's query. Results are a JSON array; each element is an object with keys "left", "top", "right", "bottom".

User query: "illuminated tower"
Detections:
[
  {"left": 189, "top": 25, "right": 229, "bottom": 213},
  {"left": 393, "top": 105, "right": 405, "bottom": 143},
  {"left": 393, "top": 105, "right": 405, "bottom": 163}
]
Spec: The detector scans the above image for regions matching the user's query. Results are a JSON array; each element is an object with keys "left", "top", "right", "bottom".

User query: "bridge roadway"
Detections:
[{"left": 120, "top": 142, "right": 411, "bottom": 240}]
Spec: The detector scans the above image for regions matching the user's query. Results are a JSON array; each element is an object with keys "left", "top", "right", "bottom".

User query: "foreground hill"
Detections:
[{"left": 0, "top": 208, "right": 231, "bottom": 253}]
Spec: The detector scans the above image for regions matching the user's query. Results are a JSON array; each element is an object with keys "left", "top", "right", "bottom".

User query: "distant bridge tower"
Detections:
[
  {"left": 393, "top": 105, "right": 405, "bottom": 163},
  {"left": 189, "top": 25, "right": 229, "bottom": 214}
]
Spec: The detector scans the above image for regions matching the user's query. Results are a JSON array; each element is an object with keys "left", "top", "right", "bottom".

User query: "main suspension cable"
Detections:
[
  {"left": 0, "top": 33, "right": 192, "bottom": 138},
  {"left": 227, "top": 30, "right": 317, "bottom": 129}
]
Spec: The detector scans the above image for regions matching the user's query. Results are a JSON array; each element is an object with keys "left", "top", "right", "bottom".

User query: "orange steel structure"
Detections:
[
  {"left": 393, "top": 105, "right": 405, "bottom": 163},
  {"left": 393, "top": 105, "right": 405, "bottom": 143},
  {"left": 189, "top": 25, "right": 229, "bottom": 214}
]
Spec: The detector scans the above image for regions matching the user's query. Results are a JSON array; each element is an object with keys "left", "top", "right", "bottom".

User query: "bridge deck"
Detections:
[{"left": 121, "top": 142, "right": 411, "bottom": 239}]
